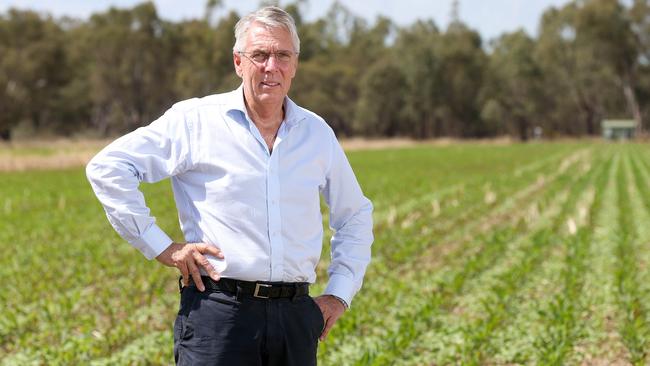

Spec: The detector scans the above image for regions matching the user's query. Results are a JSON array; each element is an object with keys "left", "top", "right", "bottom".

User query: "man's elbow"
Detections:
[
  {"left": 360, "top": 197, "right": 374, "bottom": 224},
  {"left": 85, "top": 153, "right": 113, "bottom": 189},
  {"left": 85, "top": 155, "right": 101, "bottom": 186}
]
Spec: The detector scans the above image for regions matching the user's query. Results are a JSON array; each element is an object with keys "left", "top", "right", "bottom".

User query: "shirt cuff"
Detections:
[
  {"left": 323, "top": 273, "right": 356, "bottom": 308},
  {"left": 133, "top": 224, "right": 173, "bottom": 260},
  {"left": 330, "top": 295, "right": 349, "bottom": 309}
]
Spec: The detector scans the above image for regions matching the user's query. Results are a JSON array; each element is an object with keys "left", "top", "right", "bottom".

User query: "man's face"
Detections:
[{"left": 234, "top": 22, "right": 298, "bottom": 110}]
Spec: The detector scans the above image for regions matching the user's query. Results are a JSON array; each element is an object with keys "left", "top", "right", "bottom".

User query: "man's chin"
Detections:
[{"left": 255, "top": 91, "right": 285, "bottom": 103}]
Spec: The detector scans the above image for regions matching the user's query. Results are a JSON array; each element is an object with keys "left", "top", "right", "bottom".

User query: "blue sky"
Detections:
[{"left": 0, "top": 0, "right": 576, "bottom": 40}]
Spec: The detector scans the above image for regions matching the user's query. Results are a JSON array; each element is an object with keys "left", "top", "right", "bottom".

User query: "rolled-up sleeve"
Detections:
[
  {"left": 321, "top": 134, "right": 373, "bottom": 307},
  {"left": 86, "top": 108, "right": 192, "bottom": 259}
]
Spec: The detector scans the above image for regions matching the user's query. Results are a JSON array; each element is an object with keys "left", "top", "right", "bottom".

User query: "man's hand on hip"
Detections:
[
  {"left": 313, "top": 295, "right": 346, "bottom": 341},
  {"left": 155, "top": 242, "right": 224, "bottom": 292}
]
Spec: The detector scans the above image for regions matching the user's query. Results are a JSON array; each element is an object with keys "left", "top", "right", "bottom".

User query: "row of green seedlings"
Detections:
[
  {"left": 555, "top": 149, "right": 650, "bottom": 365},
  {"left": 2, "top": 146, "right": 576, "bottom": 364},
  {"left": 362, "top": 174, "right": 584, "bottom": 363},
  {"left": 445, "top": 150, "right": 604, "bottom": 365},
  {"left": 2, "top": 177, "right": 178, "bottom": 308},
  {"left": 394, "top": 151, "right": 603, "bottom": 365},
  {"left": 1, "top": 184, "right": 180, "bottom": 362},
  {"left": 316, "top": 145, "right": 581, "bottom": 331},
  {"left": 318, "top": 149, "right": 591, "bottom": 364},
  {"left": 398, "top": 147, "right": 644, "bottom": 363},
  {"left": 0, "top": 177, "right": 107, "bottom": 352},
  {"left": 342, "top": 150, "right": 596, "bottom": 365},
  {"left": 357, "top": 143, "right": 570, "bottom": 217},
  {"left": 456, "top": 160, "right": 603, "bottom": 365},
  {"left": 627, "top": 149, "right": 650, "bottom": 363},
  {"left": 370, "top": 146, "right": 573, "bottom": 231},
  {"left": 6, "top": 147, "right": 584, "bottom": 364},
  {"left": 27, "top": 180, "right": 191, "bottom": 364},
  {"left": 614, "top": 153, "right": 649, "bottom": 364},
  {"left": 407, "top": 148, "right": 594, "bottom": 267},
  {"left": 4, "top": 148, "right": 582, "bottom": 364},
  {"left": 3, "top": 273, "right": 175, "bottom": 365},
  {"left": 559, "top": 151, "right": 632, "bottom": 364},
  {"left": 0, "top": 150, "right": 460, "bottom": 364},
  {"left": 346, "top": 150, "right": 592, "bottom": 365},
  {"left": 375, "top": 148, "right": 587, "bottom": 270},
  {"left": 533, "top": 156, "right": 613, "bottom": 364},
  {"left": 2, "top": 252, "right": 174, "bottom": 363}
]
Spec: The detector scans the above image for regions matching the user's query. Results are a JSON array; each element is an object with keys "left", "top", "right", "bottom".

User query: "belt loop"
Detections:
[
  {"left": 291, "top": 283, "right": 299, "bottom": 302},
  {"left": 235, "top": 282, "right": 243, "bottom": 302}
]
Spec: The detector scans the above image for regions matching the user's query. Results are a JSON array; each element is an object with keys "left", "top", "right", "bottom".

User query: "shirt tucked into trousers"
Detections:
[{"left": 86, "top": 85, "right": 374, "bottom": 364}]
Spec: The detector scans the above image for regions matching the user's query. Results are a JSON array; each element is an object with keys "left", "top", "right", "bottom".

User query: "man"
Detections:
[{"left": 86, "top": 6, "right": 373, "bottom": 366}]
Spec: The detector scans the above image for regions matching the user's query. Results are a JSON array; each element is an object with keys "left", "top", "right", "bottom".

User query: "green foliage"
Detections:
[
  {"left": 354, "top": 58, "right": 408, "bottom": 136},
  {"left": 0, "top": 10, "right": 68, "bottom": 138},
  {"left": 482, "top": 31, "right": 544, "bottom": 139},
  {"left": 0, "top": 0, "right": 648, "bottom": 139}
]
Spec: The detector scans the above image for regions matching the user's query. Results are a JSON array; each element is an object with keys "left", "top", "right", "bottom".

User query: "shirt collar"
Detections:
[{"left": 226, "top": 84, "right": 305, "bottom": 128}]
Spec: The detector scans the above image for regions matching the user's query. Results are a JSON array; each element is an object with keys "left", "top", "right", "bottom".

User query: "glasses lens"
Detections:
[
  {"left": 250, "top": 52, "right": 268, "bottom": 63},
  {"left": 276, "top": 52, "right": 292, "bottom": 62},
  {"left": 243, "top": 51, "right": 295, "bottom": 65}
]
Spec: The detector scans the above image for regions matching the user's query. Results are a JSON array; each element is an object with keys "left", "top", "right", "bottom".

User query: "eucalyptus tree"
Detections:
[
  {"left": 629, "top": 0, "right": 650, "bottom": 130},
  {"left": 172, "top": 11, "right": 240, "bottom": 100},
  {"left": 536, "top": 3, "right": 610, "bottom": 135},
  {"left": 574, "top": 0, "right": 642, "bottom": 131},
  {"left": 291, "top": 2, "right": 393, "bottom": 136},
  {"left": 79, "top": 3, "right": 176, "bottom": 135},
  {"left": 0, "top": 9, "right": 67, "bottom": 139},
  {"left": 354, "top": 58, "right": 408, "bottom": 136},
  {"left": 393, "top": 20, "right": 443, "bottom": 138},
  {"left": 481, "top": 31, "right": 545, "bottom": 140},
  {"left": 436, "top": 21, "right": 487, "bottom": 137}
]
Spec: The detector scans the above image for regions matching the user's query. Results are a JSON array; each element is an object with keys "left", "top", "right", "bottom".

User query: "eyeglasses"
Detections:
[{"left": 238, "top": 50, "right": 298, "bottom": 66}]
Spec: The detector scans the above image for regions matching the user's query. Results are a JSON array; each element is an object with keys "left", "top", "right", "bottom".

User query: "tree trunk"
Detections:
[
  {"left": 580, "top": 100, "right": 597, "bottom": 136},
  {"left": 621, "top": 71, "right": 643, "bottom": 135},
  {"left": 574, "top": 87, "right": 597, "bottom": 136},
  {"left": 517, "top": 117, "right": 528, "bottom": 141}
]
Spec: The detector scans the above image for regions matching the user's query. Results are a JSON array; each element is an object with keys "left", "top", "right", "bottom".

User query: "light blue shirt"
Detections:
[{"left": 86, "top": 86, "right": 373, "bottom": 305}]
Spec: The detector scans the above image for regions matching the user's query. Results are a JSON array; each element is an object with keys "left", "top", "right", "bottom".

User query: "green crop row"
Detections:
[{"left": 4, "top": 142, "right": 650, "bottom": 365}]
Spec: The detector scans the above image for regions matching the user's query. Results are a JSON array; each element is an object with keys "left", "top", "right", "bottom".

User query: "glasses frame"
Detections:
[{"left": 237, "top": 50, "right": 299, "bottom": 66}]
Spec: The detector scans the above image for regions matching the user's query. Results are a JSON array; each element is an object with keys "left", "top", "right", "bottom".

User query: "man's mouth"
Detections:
[{"left": 261, "top": 81, "right": 280, "bottom": 87}]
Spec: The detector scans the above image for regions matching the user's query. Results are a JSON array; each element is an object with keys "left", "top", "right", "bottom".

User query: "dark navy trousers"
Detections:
[{"left": 173, "top": 285, "right": 324, "bottom": 365}]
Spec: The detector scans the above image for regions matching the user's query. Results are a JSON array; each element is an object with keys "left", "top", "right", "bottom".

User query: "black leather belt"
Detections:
[{"left": 184, "top": 276, "right": 309, "bottom": 299}]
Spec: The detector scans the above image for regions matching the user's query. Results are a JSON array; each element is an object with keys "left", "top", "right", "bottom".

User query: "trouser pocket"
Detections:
[{"left": 306, "top": 296, "right": 325, "bottom": 336}]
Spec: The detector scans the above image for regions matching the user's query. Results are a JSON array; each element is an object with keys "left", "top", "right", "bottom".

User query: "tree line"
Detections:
[{"left": 1, "top": 0, "right": 649, "bottom": 141}]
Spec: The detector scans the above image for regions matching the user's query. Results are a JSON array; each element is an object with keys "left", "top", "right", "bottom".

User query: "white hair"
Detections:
[{"left": 233, "top": 6, "right": 300, "bottom": 53}]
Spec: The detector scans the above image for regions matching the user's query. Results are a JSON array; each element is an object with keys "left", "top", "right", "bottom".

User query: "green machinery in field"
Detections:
[{"left": 601, "top": 119, "right": 637, "bottom": 140}]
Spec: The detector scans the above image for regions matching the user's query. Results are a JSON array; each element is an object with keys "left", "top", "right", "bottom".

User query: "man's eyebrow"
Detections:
[{"left": 247, "top": 47, "right": 293, "bottom": 53}]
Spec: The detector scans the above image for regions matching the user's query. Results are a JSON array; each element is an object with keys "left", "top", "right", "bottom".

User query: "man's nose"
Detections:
[{"left": 263, "top": 54, "right": 280, "bottom": 70}]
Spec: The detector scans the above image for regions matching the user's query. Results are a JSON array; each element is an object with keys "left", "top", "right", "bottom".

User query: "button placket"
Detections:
[{"left": 267, "top": 152, "right": 284, "bottom": 281}]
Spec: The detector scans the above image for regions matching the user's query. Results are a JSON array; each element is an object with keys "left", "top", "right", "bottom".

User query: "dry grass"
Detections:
[
  {"left": 0, "top": 139, "right": 110, "bottom": 172},
  {"left": 0, "top": 137, "right": 521, "bottom": 172}
]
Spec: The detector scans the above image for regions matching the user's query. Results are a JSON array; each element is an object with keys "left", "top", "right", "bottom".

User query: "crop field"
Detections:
[{"left": 2, "top": 141, "right": 650, "bottom": 365}]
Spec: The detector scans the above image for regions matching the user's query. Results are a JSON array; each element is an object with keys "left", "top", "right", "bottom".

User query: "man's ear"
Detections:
[
  {"left": 233, "top": 52, "right": 243, "bottom": 77},
  {"left": 291, "top": 59, "right": 298, "bottom": 78}
]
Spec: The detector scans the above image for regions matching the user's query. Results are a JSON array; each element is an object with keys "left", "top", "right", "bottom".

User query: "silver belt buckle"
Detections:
[{"left": 254, "top": 283, "right": 271, "bottom": 298}]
